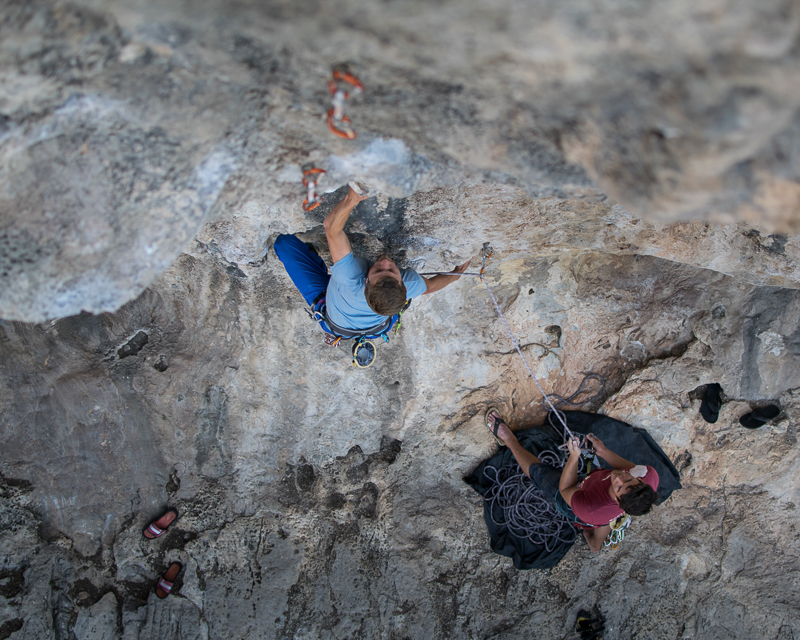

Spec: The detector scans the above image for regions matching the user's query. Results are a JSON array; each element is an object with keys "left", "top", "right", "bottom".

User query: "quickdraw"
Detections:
[
  {"left": 393, "top": 298, "right": 412, "bottom": 335},
  {"left": 302, "top": 163, "right": 326, "bottom": 211},
  {"left": 327, "top": 63, "right": 364, "bottom": 139},
  {"left": 480, "top": 242, "right": 493, "bottom": 276},
  {"left": 604, "top": 514, "right": 631, "bottom": 549}
]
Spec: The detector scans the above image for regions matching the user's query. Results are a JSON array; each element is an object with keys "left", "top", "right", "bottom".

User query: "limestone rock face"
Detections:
[
  {"left": 2, "top": 233, "right": 800, "bottom": 638},
  {"left": 2, "top": 1, "right": 800, "bottom": 640},
  {"left": 3, "top": 0, "right": 800, "bottom": 321}
]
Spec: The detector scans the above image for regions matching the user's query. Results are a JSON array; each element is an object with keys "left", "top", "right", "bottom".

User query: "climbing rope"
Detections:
[
  {"left": 462, "top": 245, "right": 613, "bottom": 548},
  {"left": 481, "top": 373, "right": 604, "bottom": 549},
  {"left": 483, "top": 465, "right": 577, "bottom": 552},
  {"left": 545, "top": 373, "right": 604, "bottom": 458},
  {"left": 423, "top": 244, "right": 601, "bottom": 451}
]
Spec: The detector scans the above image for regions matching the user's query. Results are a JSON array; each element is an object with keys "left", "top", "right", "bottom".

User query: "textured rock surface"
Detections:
[
  {"left": 2, "top": 1, "right": 800, "bottom": 639},
  {"left": 3, "top": 0, "right": 800, "bottom": 321},
  {"left": 2, "top": 234, "right": 800, "bottom": 639}
]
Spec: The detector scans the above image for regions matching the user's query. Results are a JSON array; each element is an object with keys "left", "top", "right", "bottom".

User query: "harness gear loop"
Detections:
[
  {"left": 301, "top": 163, "right": 326, "bottom": 211},
  {"left": 327, "top": 63, "right": 363, "bottom": 139}
]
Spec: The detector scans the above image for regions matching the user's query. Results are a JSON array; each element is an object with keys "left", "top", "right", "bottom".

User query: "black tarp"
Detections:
[{"left": 464, "top": 411, "right": 682, "bottom": 570}]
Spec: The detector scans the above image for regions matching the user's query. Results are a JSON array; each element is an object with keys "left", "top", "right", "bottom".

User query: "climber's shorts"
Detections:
[{"left": 528, "top": 462, "right": 576, "bottom": 517}]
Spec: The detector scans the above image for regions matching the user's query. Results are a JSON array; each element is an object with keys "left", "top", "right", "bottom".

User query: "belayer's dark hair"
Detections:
[
  {"left": 618, "top": 483, "right": 659, "bottom": 516},
  {"left": 365, "top": 277, "right": 407, "bottom": 316}
]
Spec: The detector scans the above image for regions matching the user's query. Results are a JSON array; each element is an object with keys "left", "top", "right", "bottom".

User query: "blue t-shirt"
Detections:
[{"left": 325, "top": 252, "right": 426, "bottom": 330}]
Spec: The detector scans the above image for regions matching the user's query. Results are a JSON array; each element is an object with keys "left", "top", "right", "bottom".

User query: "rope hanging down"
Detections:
[
  {"left": 423, "top": 243, "right": 591, "bottom": 445},
  {"left": 428, "top": 245, "right": 612, "bottom": 547}
]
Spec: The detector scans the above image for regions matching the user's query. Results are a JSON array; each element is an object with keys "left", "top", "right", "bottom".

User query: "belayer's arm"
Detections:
[
  {"left": 558, "top": 437, "right": 582, "bottom": 506},
  {"left": 323, "top": 187, "right": 367, "bottom": 263},
  {"left": 585, "top": 434, "right": 635, "bottom": 470}
]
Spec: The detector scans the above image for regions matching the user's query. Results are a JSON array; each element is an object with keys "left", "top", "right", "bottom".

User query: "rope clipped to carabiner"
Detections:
[{"left": 480, "top": 242, "right": 493, "bottom": 276}]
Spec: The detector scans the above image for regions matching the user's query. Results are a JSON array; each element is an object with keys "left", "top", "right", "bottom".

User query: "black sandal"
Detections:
[
  {"left": 484, "top": 406, "right": 506, "bottom": 446},
  {"left": 739, "top": 405, "right": 780, "bottom": 429},
  {"left": 699, "top": 383, "right": 723, "bottom": 423}
]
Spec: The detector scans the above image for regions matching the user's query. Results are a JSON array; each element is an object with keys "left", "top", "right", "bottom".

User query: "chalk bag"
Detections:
[{"left": 352, "top": 339, "right": 376, "bottom": 368}]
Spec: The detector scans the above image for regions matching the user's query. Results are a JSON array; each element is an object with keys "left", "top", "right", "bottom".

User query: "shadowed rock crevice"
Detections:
[
  {"left": 195, "top": 386, "right": 233, "bottom": 479},
  {"left": 740, "top": 287, "right": 800, "bottom": 398}
]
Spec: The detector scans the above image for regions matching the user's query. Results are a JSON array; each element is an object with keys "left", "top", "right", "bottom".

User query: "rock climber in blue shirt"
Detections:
[{"left": 274, "top": 185, "right": 470, "bottom": 335}]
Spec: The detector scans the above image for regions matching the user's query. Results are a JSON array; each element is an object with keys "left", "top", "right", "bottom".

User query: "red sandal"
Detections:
[
  {"left": 143, "top": 508, "right": 178, "bottom": 539},
  {"left": 156, "top": 562, "right": 182, "bottom": 599}
]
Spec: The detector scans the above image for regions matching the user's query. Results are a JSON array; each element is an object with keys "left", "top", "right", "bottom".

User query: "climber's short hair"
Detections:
[{"left": 365, "top": 276, "right": 407, "bottom": 316}]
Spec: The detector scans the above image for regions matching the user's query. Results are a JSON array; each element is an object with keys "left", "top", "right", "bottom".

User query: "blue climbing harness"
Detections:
[{"left": 308, "top": 295, "right": 411, "bottom": 343}]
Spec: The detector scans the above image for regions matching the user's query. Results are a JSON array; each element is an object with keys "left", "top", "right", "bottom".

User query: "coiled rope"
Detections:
[
  {"left": 483, "top": 464, "right": 577, "bottom": 552},
  {"left": 482, "top": 373, "right": 604, "bottom": 548}
]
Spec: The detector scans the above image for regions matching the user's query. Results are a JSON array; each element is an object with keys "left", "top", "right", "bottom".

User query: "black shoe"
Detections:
[
  {"left": 575, "top": 609, "right": 605, "bottom": 640},
  {"left": 699, "top": 383, "right": 723, "bottom": 423},
  {"left": 739, "top": 405, "right": 780, "bottom": 429}
]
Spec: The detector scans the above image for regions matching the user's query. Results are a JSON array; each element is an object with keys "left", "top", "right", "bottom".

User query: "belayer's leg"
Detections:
[
  {"left": 274, "top": 234, "right": 331, "bottom": 305},
  {"left": 486, "top": 410, "right": 540, "bottom": 476}
]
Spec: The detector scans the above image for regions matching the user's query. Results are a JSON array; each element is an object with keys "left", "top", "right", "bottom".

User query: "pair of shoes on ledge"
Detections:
[{"left": 699, "top": 383, "right": 781, "bottom": 429}]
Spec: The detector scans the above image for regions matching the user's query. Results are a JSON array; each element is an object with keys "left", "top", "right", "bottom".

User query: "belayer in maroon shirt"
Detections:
[{"left": 487, "top": 411, "right": 661, "bottom": 553}]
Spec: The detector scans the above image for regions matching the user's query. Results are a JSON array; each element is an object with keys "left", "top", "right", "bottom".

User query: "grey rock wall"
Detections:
[
  {"left": 2, "top": 0, "right": 800, "bottom": 321},
  {"left": 2, "top": 231, "right": 800, "bottom": 638},
  {"left": 2, "top": 0, "right": 800, "bottom": 639}
]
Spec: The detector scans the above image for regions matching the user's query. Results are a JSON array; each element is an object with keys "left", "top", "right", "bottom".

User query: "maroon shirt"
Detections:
[{"left": 571, "top": 466, "right": 659, "bottom": 526}]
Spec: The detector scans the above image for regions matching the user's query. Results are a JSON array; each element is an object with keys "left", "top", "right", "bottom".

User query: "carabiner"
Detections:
[
  {"left": 302, "top": 163, "right": 326, "bottom": 211},
  {"left": 327, "top": 63, "right": 363, "bottom": 139},
  {"left": 480, "top": 242, "right": 494, "bottom": 276}
]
